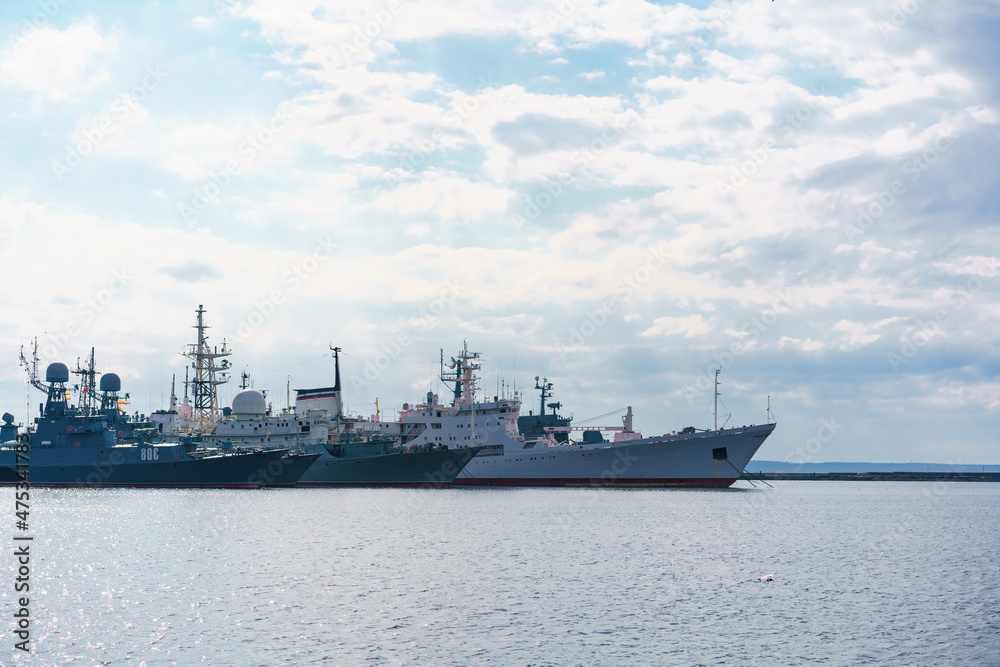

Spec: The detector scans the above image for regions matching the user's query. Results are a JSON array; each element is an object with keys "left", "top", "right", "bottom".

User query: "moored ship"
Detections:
[
  {"left": 151, "top": 307, "right": 482, "bottom": 487},
  {"left": 286, "top": 346, "right": 482, "bottom": 487},
  {"left": 413, "top": 346, "right": 777, "bottom": 488},
  {"left": 457, "top": 409, "right": 776, "bottom": 488},
  {"left": 0, "top": 358, "right": 304, "bottom": 488}
]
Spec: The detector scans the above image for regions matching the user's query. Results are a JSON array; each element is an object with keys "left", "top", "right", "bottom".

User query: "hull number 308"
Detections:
[{"left": 141, "top": 447, "right": 159, "bottom": 461}]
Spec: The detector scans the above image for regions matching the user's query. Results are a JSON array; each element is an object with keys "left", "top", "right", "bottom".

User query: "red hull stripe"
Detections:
[
  {"left": 296, "top": 481, "right": 453, "bottom": 488},
  {"left": 0, "top": 482, "right": 262, "bottom": 489},
  {"left": 451, "top": 477, "right": 738, "bottom": 488}
]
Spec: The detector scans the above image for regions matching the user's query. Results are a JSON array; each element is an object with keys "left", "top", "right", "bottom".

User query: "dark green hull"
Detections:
[
  {"left": 297, "top": 446, "right": 480, "bottom": 487},
  {"left": 258, "top": 452, "right": 323, "bottom": 487}
]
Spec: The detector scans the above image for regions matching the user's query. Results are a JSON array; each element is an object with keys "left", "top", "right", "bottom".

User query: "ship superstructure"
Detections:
[
  {"left": 150, "top": 368, "right": 194, "bottom": 437},
  {"left": 301, "top": 342, "right": 524, "bottom": 456},
  {"left": 22, "top": 340, "right": 160, "bottom": 445},
  {"left": 518, "top": 376, "right": 571, "bottom": 443},
  {"left": 149, "top": 322, "right": 480, "bottom": 486},
  {"left": 437, "top": 357, "right": 777, "bottom": 488},
  {"left": 208, "top": 380, "right": 331, "bottom": 452},
  {"left": 281, "top": 345, "right": 484, "bottom": 486}
]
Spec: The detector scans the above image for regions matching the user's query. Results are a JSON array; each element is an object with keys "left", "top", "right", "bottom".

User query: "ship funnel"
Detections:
[
  {"left": 623, "top": 406, "right": 633, "bottom": 432},
  {"left": 426, "top": 391, "right": 433, "bottom": 404}
]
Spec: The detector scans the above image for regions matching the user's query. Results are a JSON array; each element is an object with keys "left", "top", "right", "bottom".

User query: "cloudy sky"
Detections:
[{"left": 1, "top": 0, "right": 997, "bottom": 464}]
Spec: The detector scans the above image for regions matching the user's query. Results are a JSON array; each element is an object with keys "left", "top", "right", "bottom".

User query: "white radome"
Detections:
[{"left": 231, "top": 389, "right": 266, "bottom": 416}]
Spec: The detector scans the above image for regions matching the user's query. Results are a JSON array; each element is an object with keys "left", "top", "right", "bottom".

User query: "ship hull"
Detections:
[
  {"left": 453, "top": 477, "right": 737, "bottom": 488},
  {"left": 453, "top": 423, "right": 774, "bottom": 488},
  {"left": 263, "top": 453, "right": 323, "bottom": 487},
  {"left": 0, "top": 445, "right": 295, "bottom": 488},
  {"left": 297, "top": 446, "right": 481, "bottom": 487}
]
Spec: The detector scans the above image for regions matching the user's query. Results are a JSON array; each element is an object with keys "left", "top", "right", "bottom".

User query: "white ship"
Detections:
[
  {"left": 456, "top": 409, "right": 776, "bottom": 488},
  {"left": 212, "top": 386, "right": 332, "bottom": 451},
  {"left": 457, "top": 356, "right": 775, "bottom": 487},
  {"left": 306, "top": 342, "right": 776, "bottom": 488}
]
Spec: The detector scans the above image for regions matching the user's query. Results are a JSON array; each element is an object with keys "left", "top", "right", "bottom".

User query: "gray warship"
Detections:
[{"left": 0, "top": 342, "right": 315, "bottom": 487}]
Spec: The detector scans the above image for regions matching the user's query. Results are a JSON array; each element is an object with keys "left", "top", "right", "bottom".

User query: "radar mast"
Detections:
[
  {"left": 182, "top": 305, "right": 231, "bottom": 431},
  {"left": 71, "top": 347, "right": 101, "bottom": 414}
]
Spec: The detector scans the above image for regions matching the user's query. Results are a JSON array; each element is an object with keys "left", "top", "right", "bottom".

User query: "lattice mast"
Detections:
[
  {"left": 182, "top": 304, "right": 231, "bottom": 431},
  {"left": 71, "top": 347, "right": 101, "bottom": 414}
]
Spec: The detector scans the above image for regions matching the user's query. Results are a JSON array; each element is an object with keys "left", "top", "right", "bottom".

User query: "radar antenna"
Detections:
[
  {"left": 535, "top": 376, "right": 555, "bottom": 417},
  {"left": 439, "top": 341, "right": 481, "bottom": 408}
]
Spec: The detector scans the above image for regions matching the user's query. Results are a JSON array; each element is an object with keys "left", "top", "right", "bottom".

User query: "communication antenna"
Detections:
[
  {"left": 714, "top": 368, "right": 721, "bottom": 431},
  {"left": 19, "top": 337, "right": 45, "bottom": 394}
]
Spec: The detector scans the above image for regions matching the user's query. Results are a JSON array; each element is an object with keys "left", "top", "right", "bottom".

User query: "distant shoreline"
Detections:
[{"left": 753, "top": 472, "right": 1000, "bottom": 482}]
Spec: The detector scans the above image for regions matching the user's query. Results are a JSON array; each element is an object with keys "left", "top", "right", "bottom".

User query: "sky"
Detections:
[{"left": 0, "top": 0, "right": 997, "bottom": 464}]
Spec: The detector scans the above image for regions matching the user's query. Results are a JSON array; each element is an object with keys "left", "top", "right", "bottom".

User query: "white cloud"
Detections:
[
  {"left": 368, "top": 171, "right": 513, "bottom": 223},
  {"left": 671, "top": 52, "right": 693, "bottom": 69},
  {"left": 628, "top": 49, "right": 669, "bottom": 68},
  {"left": 833, "top": 66, "right": 974, "bottom": 121},
  {"left": 967, "top": 105, "right": 999, "bottom": 125},
  {"left": 641, "top": 315, "right": 714, "bottom": 338},
  {"left": 0, "top": 18, "right": 115, "bottom": 101},
  {"left": 236, "top": 208, "right": 267, "bottom": 226},
  {"left": 246, "top": 172, "right": 358, "bottom": 228},
  {"left": 833, "top": 320, "right": 880, "bottom": 351},
  {"left": 99, "top": 102, "right": 298, "bottom": 182},
  {"left": 190, "top": 15, "right": 215, "bottom": 29},
  {"left": 778, "top": 336, "right": 824, "bottom": 352},
  {"left": 459, "top": 314, "right": 546, "bottom": 340},
  {"left": 933, "top": 256, "right": 1000, "bottom": 278}
]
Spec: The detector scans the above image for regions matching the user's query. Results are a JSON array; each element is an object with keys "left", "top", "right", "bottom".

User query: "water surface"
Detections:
[{"left": 6, "top": 482, "right": 999, "bottom": 665}]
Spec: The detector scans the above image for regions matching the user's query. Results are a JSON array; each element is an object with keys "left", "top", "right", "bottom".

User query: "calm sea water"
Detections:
[{"left": 5, "top": 482, "right": 999, "bottom": 665}]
